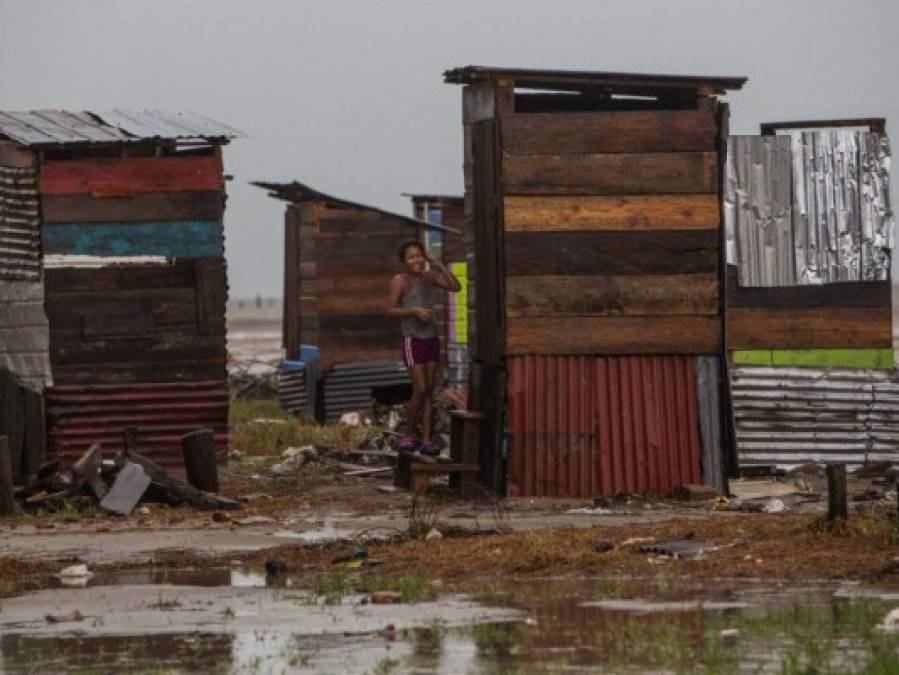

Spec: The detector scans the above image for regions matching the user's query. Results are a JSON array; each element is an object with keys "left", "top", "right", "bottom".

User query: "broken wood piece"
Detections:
[
  {"left": 100, "top": 461, "right": 151, "bottom": 516},
  {"left": 376, "top": 485, "right": 399, "bottom": 494},
  {"left": 181, "top": 428, "right": 219, "bottom": 493},
  {"left": 25, "top": 490, "right": 69, "bottom": 506},
  {"left": 827, "top": 464, "right": 848, "bottom": 521},
  {"left": 0, "top": 435, "right": 15, "bottom": 515},
  {"left": 121, "top": 447, "right": 240, "bottom": 511},
  {"left": 343, "top": 466, "right": 393, "bottom": 477},
  {"left": 69, "top": 444, "right": 103, "bottom": 492}
]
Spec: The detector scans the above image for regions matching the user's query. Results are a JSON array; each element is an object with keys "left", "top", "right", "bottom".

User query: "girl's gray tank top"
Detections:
[{"left": 399, "top": 273, "right": 439, "bottom": 338}]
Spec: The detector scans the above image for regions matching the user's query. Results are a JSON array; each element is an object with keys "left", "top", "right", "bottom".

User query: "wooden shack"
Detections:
[
  {"left": 255, "top": 181, "right": 460, "bottom": 418},
  {"left": 0, "top": 110, "right": 239, "bottom": 475},
  {"left": 444, "top": 66, "right": 747, "bottom": 496},
  {"left": 726, "top": 118, "right": 895, "bottom": 468}
]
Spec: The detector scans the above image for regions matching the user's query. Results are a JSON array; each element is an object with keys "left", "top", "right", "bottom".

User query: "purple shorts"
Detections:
[{"left": 402, "top": 336, "right": 440, "bottom": 368}]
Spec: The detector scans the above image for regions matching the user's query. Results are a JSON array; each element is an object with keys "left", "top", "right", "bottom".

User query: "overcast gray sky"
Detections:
[{"left": 2, "top": 0, "right": 897, "bottom": 297}]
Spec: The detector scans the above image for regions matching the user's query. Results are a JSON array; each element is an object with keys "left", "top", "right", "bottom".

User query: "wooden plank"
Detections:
[
  {"left": 195, "top": 258, "right": 227, "bottom": 336},
  {"left": 727, "top": 306, "right": 892, "bottom": 350},
  {"left": 726, "top": 268, "right": 891, "bottom": 308},
  {"left": 45, "top": 260, "right": 198, "bottom": 292},
  {"left": 502, "top": 110, "right": 716, "bottom": 154},
  {"left": 40, "top": 156, "right": 223, "bottom": 195},
  {"left": 49, "top": 360, "right": 225, "bottom": 386},
  {"left": 503, "top": 152, "right": 718, "bottom": 195},
  {"left": 505, "top": 273, "right": 718, "bottom": 318},
  {"left": 505, "top": 230, "right": 718, "bottom": 276},
  {"left": 503, "top": 194, "right": 719, "bottom": 232},
  {"left": 42, "top": 221, "right": 223, "bottom": 257},
  {"left": 506, "top": 316, "right": 721, "bottom": 355},
  {"left": 0, "top": 436, "right": 14, "bottom": 514},
  {"left": 181, "top": 429, "right": 219, "bottom": 492},
  {"left": 41, "top": 192, "right": 224, "bottom": 224}
]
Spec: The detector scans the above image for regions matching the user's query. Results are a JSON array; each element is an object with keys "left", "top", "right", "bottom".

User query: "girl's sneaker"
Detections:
[
  {"left": 397, "top": 436, "right": 418, "bottom": 452},
  {"left": 420, "top": 440, "right": 439, "bottom": 457}
]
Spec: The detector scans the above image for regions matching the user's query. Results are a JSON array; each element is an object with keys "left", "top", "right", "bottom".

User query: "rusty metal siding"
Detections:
[
  {"left": 507, "top": 355, "right": 702, "bottom": 498},
  {"left": 0, "top": 165, "right": 40, "bottom": 280},
  {"left": 45, "top": 381, "right": 228, "bottom": 470},
  {"left": 731, "top": 365, "right": 899, "bottom": 467}
]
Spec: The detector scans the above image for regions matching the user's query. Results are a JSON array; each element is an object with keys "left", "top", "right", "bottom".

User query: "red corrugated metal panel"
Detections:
[
  {"left": 507, "top": 355, "right": 701, "bottom": 497},
  {"left": 45, "top": 381, "right": 228, "bottom": 471}
]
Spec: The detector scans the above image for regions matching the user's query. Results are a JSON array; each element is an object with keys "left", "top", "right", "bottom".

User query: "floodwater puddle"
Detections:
[{"left": 3, "top": 574, "right": 899, "bottom": 673}]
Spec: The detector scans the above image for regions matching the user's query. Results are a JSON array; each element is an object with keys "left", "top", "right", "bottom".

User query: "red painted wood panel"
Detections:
[
  {"left": 40, "top": 156, "right": 223, "bottom": 195},
  {"left": 507, "top": 354, "right": 702, "bottom": 498}
]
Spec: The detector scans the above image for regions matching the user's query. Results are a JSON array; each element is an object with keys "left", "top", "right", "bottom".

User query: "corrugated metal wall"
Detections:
[
  {"left": 507, "top": 355, "right": 702, "bottom": 497},
  {"left": 731, "top": 365, "right": 899, "bottom": 466},
  {"left": 0, "top": 282, "right": 51, "bottom": 390},
  {"left": 45, "top": 381, "right": 228, "bottom": 470},
  {"left": 0, "top": 165, "right": 40, "bottom": 280}
]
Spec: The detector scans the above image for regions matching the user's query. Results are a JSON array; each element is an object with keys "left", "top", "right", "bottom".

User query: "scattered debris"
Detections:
[
  {"left": 376, "top": 485, "right": 400, "bottom": 495},
  {"left": 762, "top": 498, "right": 788, "bottom": 513},
  {"left": 212, "top": 511, "right": 230, "bottom": 523},
  {"left": 333, "top": 546, "right": 368, "bottom": 565},
  {"left": 232, "top": 516, "right": 275, "bottom": 526},
  {"left": 425, "top": 528, "right": 443, "bottom": 541},
  {"left": 719, "top": 628, "right": 741, "bottom": 643},
  {"left": 339, "top": 412, "right": 368, "bottom": 427},
  {"left": 878, "top": 607, "right": 899, "bottom": 633},
  {"left": 45, "top": 610, "right": 84, "bottom": 624},
  {"left": 100, "top": 461, "right": 151, "bottom": 516},
  {"left": 637, "top": 539, "right": 719, "bottom": 558},
  {"left": 566, "top": 507, "right": 613, "bottom": 515},
  {"left": 594, "top": 539, "right": 615, "bottom": 553},
  {"left": 370, "top": 590, "right": 403, "bottom": 604},
  {"left": 270, "top": 446, "right": 319, "bottom": 475},
  {"left": 55, "top": 564, "right": 93, "bottom": 587},
  {"left": 674, "top": 484, "right": 719, "bottom": 502}
]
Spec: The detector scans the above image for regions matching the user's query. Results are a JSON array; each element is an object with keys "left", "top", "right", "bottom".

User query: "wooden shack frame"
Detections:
[
  {"left": 444, "top": 66, "right": 747, "bottom": 495},
  {"left": 0, "top": 110, "right": 239, "bottom": 477}
]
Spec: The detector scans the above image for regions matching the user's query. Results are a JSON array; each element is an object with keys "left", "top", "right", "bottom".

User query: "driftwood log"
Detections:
[{"left": 181, "top": 428, "right": 219, "bottom": 493}]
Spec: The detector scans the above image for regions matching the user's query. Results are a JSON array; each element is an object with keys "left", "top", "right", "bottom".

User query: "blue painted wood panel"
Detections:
[{"left": 42, "top": 221, "right": 223, "bottom": 257}]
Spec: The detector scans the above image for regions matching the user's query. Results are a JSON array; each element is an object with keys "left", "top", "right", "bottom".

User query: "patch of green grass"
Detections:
[
  {"left": 310, "top": 571, "right": 434, "bottom": 605},
  {"left": 229, "top": 397, "right": 378, "bottom": 456}
]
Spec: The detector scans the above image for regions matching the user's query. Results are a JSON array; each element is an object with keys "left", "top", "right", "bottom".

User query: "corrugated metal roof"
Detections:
[
  {"left": 253, "top": 180, "right": 462, "bottom": 234},
  {"left": 0, "top": 110, "right": 243, "bottom": 147},
  {"left": 731, "top": 365, "right": 899, "bottom": 467}
]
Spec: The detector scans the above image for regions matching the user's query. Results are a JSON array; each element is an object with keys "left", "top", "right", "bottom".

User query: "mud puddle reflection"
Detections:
[{"left": 3, "top": 575, "right": 899, "bottom": 673}]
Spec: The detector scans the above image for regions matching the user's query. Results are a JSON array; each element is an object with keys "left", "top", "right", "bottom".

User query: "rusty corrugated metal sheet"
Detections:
[
  {"left": 45, "top": 381, "right": 228, "bottom": 470},
  {"left": 0, "top": 165, "right": 40, "bottom": 280},
  {"left": 507, "top": 355, "right": 702, "bottom": 498},
  {"left": 0, "top": 110, "right": 242, "bottom": 147},
  {"left": 731, "top": 365, "right": 899, "bottom": 467}
]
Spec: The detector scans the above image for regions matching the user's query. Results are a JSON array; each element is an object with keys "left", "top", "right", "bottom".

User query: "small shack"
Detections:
[
  {"left": 254, "top": 181, "right": 460, "bottom": 420},
  {"left": 405, "top": 194, "right": 469, "bottom": 388},
  {"left": 0, "top": 110, "right": 239, "bottom": 478},
  {"left": 725, "top": 118, "right": 895, "bottom": 468},
  {"left": 444, "top": 66, "right": 747, "bottom": 496}
]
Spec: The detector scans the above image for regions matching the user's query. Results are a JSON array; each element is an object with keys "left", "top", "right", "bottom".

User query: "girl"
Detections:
[{"left": 386, "top": 240, "right": 462, "bottom": 455}]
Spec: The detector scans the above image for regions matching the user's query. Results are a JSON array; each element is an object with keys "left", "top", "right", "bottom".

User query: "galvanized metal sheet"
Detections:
[
  {"left": 731, "top": 365, "right": 899, "bottom": 466},
  {"left": 506, "top": 355, "right": 702, "bottom": 498},
  {"left": 45, "top": 381, "right": 229, "bottom": 471},
  {"left": 0, "top": 110, "right": 242, "bottom": 147},
  {"left": 789, "top": 130, "right": 893, "bottom": 283},
  {"left": 725, "top": 136, "right": 794, "bottom": 285},
  {"left": 694, "top": 356, "right": 725, "bottom": 493},
  {"left": 95, "top": 109, "right": 245, "bottom": 142},
  {"left": 0, "top": 281, "right": 51, "bottom": 390},
  {"left": 323, "top": 360, "right": 409, "bottom": 421},
  {"left": 726, "top": 131, "right": 894, "bottom": 286},
  {"left": 0, "top": 165, "right": 40, "bottom": 280}
]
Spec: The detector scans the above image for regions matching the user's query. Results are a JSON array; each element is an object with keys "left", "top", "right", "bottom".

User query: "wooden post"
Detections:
[
  {"left": 0, "top": 435, "right": 15, "bottom": 515},
  {"left": 181, "top": 429, "right": 219, "bottom": 493},
  {"left": 827, "top": 464, "right": 848, "bottom": 521},
  {"left": 124, "top": 426, "right": 139, "bottom": 455},
  {"left": 450, "top": 410, "right": 483, "bottom": 494}
]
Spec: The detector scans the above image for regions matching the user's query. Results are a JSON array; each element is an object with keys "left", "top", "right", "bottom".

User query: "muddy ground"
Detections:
[{"left": 4, "top": 404, "right": 899, "bottom": 672}]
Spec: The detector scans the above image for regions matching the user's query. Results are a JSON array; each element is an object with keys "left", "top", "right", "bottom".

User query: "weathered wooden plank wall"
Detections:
[
  {"left": 44, "top": 259, "right": 227, "bottom": 385},
  {"left": 725, "top": 266, "right": 892, "bottom": 350},
  {"left": 42, "top": 220, "right": 224, "bottom": 257},
  {"left": 502, "top": 102, "right": 723, "bottom": 356},
  {"left": 40, "top": 156, "right": 224, "bottom": 195}
]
